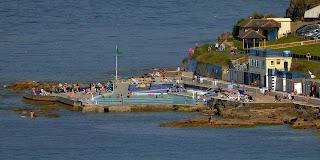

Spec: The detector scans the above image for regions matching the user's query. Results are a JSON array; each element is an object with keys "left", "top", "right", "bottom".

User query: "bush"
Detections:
[{"left": 290, "top": 62, "right": 305, "bottom": 71}]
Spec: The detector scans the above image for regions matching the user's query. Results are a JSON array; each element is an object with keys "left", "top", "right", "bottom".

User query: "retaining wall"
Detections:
[{"left": 23, "top": 94, "right": 82, "bottom": 111}]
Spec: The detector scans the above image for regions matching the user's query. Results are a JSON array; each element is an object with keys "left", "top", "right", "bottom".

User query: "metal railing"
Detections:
[
  {"left": 259, "top": 40, "right": 319, "bottom": 50},
  {"left": 94, "top": 97, "right": 206, "bottom": 106}
]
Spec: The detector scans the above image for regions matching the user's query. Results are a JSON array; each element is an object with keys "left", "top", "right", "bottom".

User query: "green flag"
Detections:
[{"left": 116, "top": 47, "right": 122, "bottom": 55}]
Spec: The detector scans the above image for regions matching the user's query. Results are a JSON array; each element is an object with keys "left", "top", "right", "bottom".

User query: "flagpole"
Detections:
[{"left": 116, "top": 46, "right": 118, "bottom": 81}]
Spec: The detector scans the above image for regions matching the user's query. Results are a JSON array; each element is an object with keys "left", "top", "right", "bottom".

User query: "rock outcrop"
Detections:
[
  {"left": 4, "top": 80, "right": 58, "bottom": 91},
  {"left": 286, "top": 0, "right": 320, "bottom": 21},
  {"left": 160, "top": 105, "right": 320, "bottom": 130}
]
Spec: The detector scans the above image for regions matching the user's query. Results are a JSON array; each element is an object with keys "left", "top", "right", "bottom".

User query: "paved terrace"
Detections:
[
  {"left": 181, "top": 76, "right": 320, "bottom": 108},
  {"left": 22, "top": 69, "right": 320, "bottom": 111}
]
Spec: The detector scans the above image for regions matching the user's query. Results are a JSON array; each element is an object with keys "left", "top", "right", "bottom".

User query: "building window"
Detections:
[
  {"left": 262, "top": 60, "right": 265, "bottom": 68},
  {"left": 277, "top": 59, "right": 280, "bottom": 64},
  {"left": 255, "top": 60, "right": 259, "bottom": 68},
  {"left": 249, "top": 59, "right": 253, "bottom": 66},
  {"left": 271, "top": 61, "right": 274, "bottom": 66}
]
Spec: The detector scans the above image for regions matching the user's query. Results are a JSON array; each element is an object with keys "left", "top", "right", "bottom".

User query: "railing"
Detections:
[
  {"left": 258, "top": 40, "right": 319, "bottom": 50},
  {"left": 292, "top": 53, "right": 320, "bottom": 61},
  {"left": 94, "top": 97, "right": 207, "bottom": 106}
]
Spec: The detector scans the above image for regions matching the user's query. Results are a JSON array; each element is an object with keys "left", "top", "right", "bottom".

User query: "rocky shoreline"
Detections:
[
  {"left": 4, "top": 80, "right": 320, "bottom": 135},
  {"left": 160, "top": 103, "right": 320, "bottom": 135}
]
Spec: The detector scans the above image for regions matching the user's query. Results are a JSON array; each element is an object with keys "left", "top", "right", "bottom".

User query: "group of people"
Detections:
[
  {"left": 167, "top": 84, "right": 185, "bottom": 94},
  {"left": 273, "top": 90, "right": 297, "bottom": 102},
  {"left": 84, "top": 82, "right": 113, "bottom": 95},
  {"left": 31, "top": 87, "right": 50, "bottom": 96},
  {"left": 230, "top": 45, "right": 238, "bottom": 55},
  {"left": 31, "top": 81, "right": 113, "bottom": 97},
  {"left": 193, "top": 75, "right": 201, "bottom": 83},
  {"left": 196, "top": 94, "right": 207, "bottom": 102},
  {"left": 192, "top": 42, "right": 227, "bottom": 54},
  {"left": 206, "top": 42, "right": 226, "bottom": 52}
]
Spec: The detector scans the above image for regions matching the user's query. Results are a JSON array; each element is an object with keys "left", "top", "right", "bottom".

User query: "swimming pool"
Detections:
[{"left": 94, "top": 93, "right": 205, "bottom": 106}]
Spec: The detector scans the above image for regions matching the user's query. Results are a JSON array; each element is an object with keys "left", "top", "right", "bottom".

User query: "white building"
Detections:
[
  {"left": 248, "top": 48, "right": 292, "bottom": 90},
  {"left": 267, "top": 18, "right": 292, "bottom": 38},
  {"left": 304, "top": 5, "right": 320, "bottom": 20}
]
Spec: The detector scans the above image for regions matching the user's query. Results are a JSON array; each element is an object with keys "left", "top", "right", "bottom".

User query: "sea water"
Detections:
[{"left": 1, "top": 0, "right": 320, "bottom": 159}]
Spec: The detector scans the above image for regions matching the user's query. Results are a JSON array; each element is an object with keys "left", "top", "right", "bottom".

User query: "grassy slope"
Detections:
[
  {"left": 270, "top": 35, "right": 320, "bottom": 78},
  {"left": 275, "top": 43, "right": 320, "bottom": 56},
  {"left": 190, "top": 38, "right": 245, "bottom": 67},
  {"left": 191, "top": 44, "right": 230, "bottom": 67},
  {"left": 190, "top": 35, "right": 319, "bottom": 79},
  {"left": 266, "top": 35, "right": 305, "bottom": 45}
]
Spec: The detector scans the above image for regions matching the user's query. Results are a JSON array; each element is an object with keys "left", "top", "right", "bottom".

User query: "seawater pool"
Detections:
[{"left": 93, "top": 93, "right": 203, "bottom": 106}]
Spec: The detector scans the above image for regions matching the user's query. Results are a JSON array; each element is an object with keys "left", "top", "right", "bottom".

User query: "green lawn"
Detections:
[
  {"left": 291, "top": 59, "right": 320, "bottom": 79},
  {"left": 225, "top": 37, "right": 242, "bottom": 49},
  {"left": 190, "top": 42, "right": 247, "bottom": 67},
  {"left": 266, "top": 34, "right": 305, "bottom": 46},
  {"left": 188, "top": 35, "right": 319, "bottom": 79},
  {"left": 275, "top": 43, "right": 320, "bottom": 56}
]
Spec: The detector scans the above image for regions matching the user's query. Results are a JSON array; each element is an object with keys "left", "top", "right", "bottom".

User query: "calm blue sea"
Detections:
[{"left": 1, "top": 0, "right": 320, "bottom": 159}]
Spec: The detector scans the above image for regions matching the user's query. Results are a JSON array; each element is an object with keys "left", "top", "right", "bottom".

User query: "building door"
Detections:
[
  {"left": 244, "top": 72, "right": 248, "bottom": 85},
  {"left": 284, "top": 62, "right": 288, "bottom": 71},
  {"left": 269, "top": 30, "right": 276, "bottom": 40}
]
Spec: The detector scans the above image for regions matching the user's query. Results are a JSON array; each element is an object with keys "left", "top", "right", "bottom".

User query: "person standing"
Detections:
[
  {"left": 291, "top": 91, "right": 295, "bottom": 100},
  {"left": 306, "top": 52, "right": 311, "bottom": 61},
  {"left": 70, "top": 89, "right": 75, "bottom": 98},
  {"left": 208, "top": 45, "right": 212, "bottom": 52},
  {"left": 215, "top": 42, "right": 219, "bottom": 51},
  {"left": 230, "top": 45, "right": 234, "bottom": 55},
  {"left": 30, "top": 111, "right": 34, "bottom": 118},
  {"left": 195, "top": 42, "right": 199, "bottom": 50},
  {"left": 31, "top": 87, "right": 36, "bottom": 95}
]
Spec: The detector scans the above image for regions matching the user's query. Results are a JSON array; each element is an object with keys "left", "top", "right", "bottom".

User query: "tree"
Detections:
[
  {"left": 251, "top": 12, "right": 265, "bottom": 19},
  {"left": 232, "top": 18, "right": 245, "bottom": 39},
  {"left": 250, "top": 12, "right": 279, "bottom": 19}
]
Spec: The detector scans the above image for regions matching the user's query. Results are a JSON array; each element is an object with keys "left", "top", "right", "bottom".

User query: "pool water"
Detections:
[{"left": 94, "top": 93, "right": 202, "bottom": 106}]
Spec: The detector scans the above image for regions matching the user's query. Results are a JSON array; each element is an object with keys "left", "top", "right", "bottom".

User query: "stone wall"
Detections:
[
  {"left": 291, "top": 21, "right": 319, "bottom": 33},
  {"left": 23, "top": 94, "right": 82, "bottom": 111}
]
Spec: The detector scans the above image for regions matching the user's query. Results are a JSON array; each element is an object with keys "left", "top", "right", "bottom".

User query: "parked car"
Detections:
[
  {"left": 296, "top": 25, "right": 308, "bottom": 34},
  {"left": 296, "top": 24, "right": 320, "bottom": 37},
  {"left": 304, "top": 29, "right": 319, "bottom": 38},
  {"left": 310, "top": 32, "right": 320, "bottom": 40}
]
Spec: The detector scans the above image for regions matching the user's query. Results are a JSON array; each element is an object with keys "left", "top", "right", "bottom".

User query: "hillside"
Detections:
[
  {"left": 286, "top": 0, "right": 320, "bottom": 21},
  {"left": 186, "top": 35, "right": 320, "bottom": 79}
]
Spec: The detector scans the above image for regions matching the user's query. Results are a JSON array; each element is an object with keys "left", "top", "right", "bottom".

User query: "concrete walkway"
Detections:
[
  {"left": 182, "top": 76, "right": 320, "bottom": 107},
  {"left": 113, "top": 82, "right": 129, "bottom": 96}
]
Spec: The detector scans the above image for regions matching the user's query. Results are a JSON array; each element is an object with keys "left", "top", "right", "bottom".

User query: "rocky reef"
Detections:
[
  {"left": 160, "top": 98, "right": 320, "bottom": 135},
  {"left": 13, "top": 105, "right": 61, "bottom": 118},
  {"left": 4, "top": 80, "right": 58, "bottom": 91},
  {"left": 286, "top": 0, "right": 320, "bottom": 21}
]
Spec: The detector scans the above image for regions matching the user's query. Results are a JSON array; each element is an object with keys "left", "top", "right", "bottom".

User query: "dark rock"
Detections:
[
  {"left": 287, "top": 117, "right": 298, "bottom": 125},
  {"left": 291, "top": 118, "right": 317, "bottom": 129},
  {"left": 285, "top": 0, "right": 320, "bottom": 21}
]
